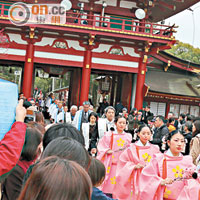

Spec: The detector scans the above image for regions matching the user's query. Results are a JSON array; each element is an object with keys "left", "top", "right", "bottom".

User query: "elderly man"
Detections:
[
  {"left": 152, "top": 115, "right": 169, "bottom": 151},
  {"left": 70, "top": 105, "right": 78, "bottom": 122},
  {"left": 48, "top": 99, "right": 58, "bottom": 122},
  {"left": 72, "top": 101, "right": 92, "bottom": 131},
  {"left": 51, "top": 101, "right": 64, "bottom": 123},
  {"left": 58, "top": 105, "right": 78, "bottom": 123},
  {"left": 98, "top": 106, "right": 116, "bottom": 139}
]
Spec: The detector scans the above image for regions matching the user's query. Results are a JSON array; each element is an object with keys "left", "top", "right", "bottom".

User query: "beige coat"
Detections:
[{"left": 189, "top": 134, "right": 200, "bottom": 165}]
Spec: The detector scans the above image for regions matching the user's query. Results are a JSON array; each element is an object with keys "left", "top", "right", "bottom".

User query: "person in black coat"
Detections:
[
  {"left": 88, "top": 112, "right": 99, "bottom": 155},
  {"left": 151, "top": 115, "right": 169, "bottom": 152},
  {"left": 142, "top": 106, "right": 153, "bottom": 124},
  {"left": 97, "top": 99, "right": 109, "bottom": 116},
  {"left": 115, "top": 101, "right": 124, "bottom": 116},
  {"left": 88, "top": 158, "right": 116, "bottom": 200},
  {"left": 182, "top": 121, "right": 192, "bottom": 155}
]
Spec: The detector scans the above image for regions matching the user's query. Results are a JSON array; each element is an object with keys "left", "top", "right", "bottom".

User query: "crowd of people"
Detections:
[{"left": 0, "top": 93, "right": 200, "bottom": 200}]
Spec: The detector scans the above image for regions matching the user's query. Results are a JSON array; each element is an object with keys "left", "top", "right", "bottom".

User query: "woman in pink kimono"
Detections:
[
  {"left": 139, "top": 130, "right": 199, "bottom": 200},
  {"left": 114, "top": 124, "right": 160, "bottom": 200},
  {"left": 97, "top": 116, "right": 132, "bottom": 197}
]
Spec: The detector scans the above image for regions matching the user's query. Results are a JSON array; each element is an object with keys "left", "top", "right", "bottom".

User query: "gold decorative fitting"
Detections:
[
  {"left": 145, "top": 46, "right": 149, "bottom": 53},
  {"left": 143, "top": 55, "right": 148, "bottom": 63},
  {"left": 89, "top": 34, "right": 95, "bottom": 46},
  {"left": 141, "top": 70, "right": 145, "bottom": 75},
  {"left": 27, "top": 58, "right": 32, "bottom": 63},
  {"left": 30, "top": 32, "right": 35, "bottom": 39},
  {"left": 164, "top": 61, "right": 171, "bottom": 72},
  {"left": 86, "top": 64, "right": 90, "bottom": 69},
  {"left": 157, "top": 48, "right": 160, "bottom": 54}
]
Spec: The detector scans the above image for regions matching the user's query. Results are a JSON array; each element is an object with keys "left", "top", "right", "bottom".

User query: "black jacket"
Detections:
[
  {"left": 142, "top": 111, "right": 153, "bottom": 124},
  {"left": 183, "top": 132, "right": 192, "bottom": 155},
  {"left": 152, "top": 124, "right": 169, "bottom": 150}
]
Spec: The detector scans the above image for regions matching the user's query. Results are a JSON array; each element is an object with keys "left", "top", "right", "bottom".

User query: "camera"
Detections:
[{"left": 24, "top": 109, "right": 36, "bottom": 123}]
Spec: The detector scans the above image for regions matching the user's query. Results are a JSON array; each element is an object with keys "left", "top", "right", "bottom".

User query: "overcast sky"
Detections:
[{"left": 165, "top": 1, "right": 200, "bottom": 48}]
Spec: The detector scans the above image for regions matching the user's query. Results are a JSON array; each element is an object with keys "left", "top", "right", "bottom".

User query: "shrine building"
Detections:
[{"left": 0, "top": 0, "right": 199, "bottom": 117}]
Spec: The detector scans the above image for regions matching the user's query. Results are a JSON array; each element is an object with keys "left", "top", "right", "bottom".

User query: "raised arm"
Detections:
[{"left": 0, "top": 99, "right": 26, "bottom": 177}]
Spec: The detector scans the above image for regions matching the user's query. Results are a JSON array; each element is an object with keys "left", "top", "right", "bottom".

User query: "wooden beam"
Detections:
[
  {"left": 159, "top": 1, "right": 176, "bottom": 11},
  {"left": 173, "top": 0, "right": 184, "bottom": 2}
]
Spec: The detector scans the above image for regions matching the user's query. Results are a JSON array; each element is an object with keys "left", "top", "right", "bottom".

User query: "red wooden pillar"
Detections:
[
  {"left": 166, "top": 102, "right": 170, "bottom": 118},
  {"left": 80, "top": 47, "right": 92, "bottom": 105},
  {"left": 88, "top": 0, "right": 94, "bottom": 26},
  {"left": 22, "top": 41, "right": 35, "bottom": 99},
  {"left": 134, "top": 54, "right": 147, "bottom": 110}
]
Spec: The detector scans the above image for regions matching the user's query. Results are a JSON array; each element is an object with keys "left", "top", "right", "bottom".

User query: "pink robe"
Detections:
[
  {"left": 114, "top": 142, "right": 160, "bottom": 200},
  {"left": 177, "top": 179, "right": 200, "bottom": 200},
  {"left": 139, "top": 153, "right": 198, "bottom": 200},
  {"left": 97, "top": 131, "right": 132, "bottom": 194}
]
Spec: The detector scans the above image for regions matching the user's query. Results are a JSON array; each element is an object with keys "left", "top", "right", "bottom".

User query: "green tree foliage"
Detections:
[
  {"left": 0, "top": 66, "right": 21, "bottom": 84},
  {"left": 34, "top": 77, "right": 52, "bottom": 94},
  {"left": 166, "top": 42, "right": 200, "bottom": 64},
  {"left": 34, "top": 71, "right": 71, "bottom": 95}
]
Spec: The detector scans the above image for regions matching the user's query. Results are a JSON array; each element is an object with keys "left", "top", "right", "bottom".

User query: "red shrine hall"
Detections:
[{"left": 0, "top": 0, "right": 199, "bottom": 117}]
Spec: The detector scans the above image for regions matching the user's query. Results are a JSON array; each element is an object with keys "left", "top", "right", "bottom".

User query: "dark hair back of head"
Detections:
[
  {"left": 186, "top": 114, "right": 193, "bottom": 121},
  {"left": 193, "top": 120, "right": 200, "bottom": 137},
  {"left": 42, "top": 137, "right": 90, "bottom": 170},
  {"left": 28, "top": 121, "right": 45, "bottom": 135},
  {"left": 35, "top": 112, "right": 45, "bottom": 123},
  {"left": 180, "top": 113, "right": 186, "bottom": 119},
  {"left": 43, "top": 123, "right": 85, "bottom": 149},
  {"left": 88, "top": 158, "right": 105, "bottom": 186},
  {"left": 18, "top": 156, "right": 92, "bottom": 200},
  {"left": 185, "top": 121, "right": 192, "bottom": 132},
  {"left": 147, "top": 116, "right": 154, "bottom": 122},
  {"left": 21, "top": 126, "right": 42, "bottom": 161},
  {"left": 169, "top": 117, "right": 175, "bottom": 124},
  {"left": 130, "top": 108, "right": 137, "bottom": 114}
]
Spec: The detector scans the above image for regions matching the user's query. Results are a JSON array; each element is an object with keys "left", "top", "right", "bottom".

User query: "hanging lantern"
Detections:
[{"left": 99, "top": 76, "right": 111, "bottom": 94}]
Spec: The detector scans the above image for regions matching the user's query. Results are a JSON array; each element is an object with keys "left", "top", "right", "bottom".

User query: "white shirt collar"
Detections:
[
  {"left": 106, "top": 119, "right": 114, "bottom": 124},
  {"left": 166, "top": 149, "right": 181, "bottom": 157},
  {"left": 136, "top": 139, "right": 150, "bottom": 147}
]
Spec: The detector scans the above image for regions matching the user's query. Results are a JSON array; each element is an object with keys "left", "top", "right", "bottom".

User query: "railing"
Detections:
[
  {"left": 0, "top": 3, "right": 176, "bottom": 39},
  {"left": 65, "top": 11, "right": 176, "bottom": 38}
]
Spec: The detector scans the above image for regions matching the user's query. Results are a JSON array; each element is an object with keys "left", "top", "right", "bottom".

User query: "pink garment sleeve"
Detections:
[
  {"left": 114, "top": 147, "right": 140, "bottom": 199},
  {"left": 96, "top": 132, "right": 114, "bottom": 189},
  {"left": 97, "top": 132, "right": 112, "bottom": 161},
  {"left": 177, "top": 179, "right": 200, "bottom": 200},
  {"left": 139, "top": 154, "right": 164, "bottom": 200},
  {"left": 177, "top": 156, "right": 199, "bottom": 200},
  {"left": 0, "top": 122, "right": 26, "bottom": 177}
]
